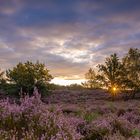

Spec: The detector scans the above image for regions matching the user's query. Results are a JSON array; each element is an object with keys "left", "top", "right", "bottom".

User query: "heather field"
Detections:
[
  {"left": 0, "top": 89, "right": 140, "bottom": 140},
  {"left": 1, "top": 0, "right": 140, "bottom": 140}
]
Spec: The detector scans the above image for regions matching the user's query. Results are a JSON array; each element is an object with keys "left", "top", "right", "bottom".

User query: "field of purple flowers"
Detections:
[{"left": 0, "top": 89, "right": 140, "bottom": 140}]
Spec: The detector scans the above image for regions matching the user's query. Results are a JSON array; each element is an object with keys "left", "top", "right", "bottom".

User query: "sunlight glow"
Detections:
[
  {"left": 113, "top": 87, "right": 116, "bottom": 91},
  {"left": 51, "top": 78, "right": 85, "bottom": 86}
]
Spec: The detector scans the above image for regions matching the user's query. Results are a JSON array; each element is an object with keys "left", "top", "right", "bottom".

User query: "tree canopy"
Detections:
[
  {"left": 82, "top": 68, "right": 101, "bottom": 89},
  {"left": 122, "top": 48, "right": 140, "bottom": 97},
  {"left": 97, "top": 53, "right": 122, "bottom": 90},
  {"left": 6, "top": 61, "right": 53, "bottom": 93}
]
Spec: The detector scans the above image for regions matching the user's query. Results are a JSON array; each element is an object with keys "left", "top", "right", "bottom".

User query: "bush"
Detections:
[
  {"left": 0, "top": 83, "right": 19, "bottom": 97},
  {"left": 0, "top": 89, "right": 82, "bottom": 140}
]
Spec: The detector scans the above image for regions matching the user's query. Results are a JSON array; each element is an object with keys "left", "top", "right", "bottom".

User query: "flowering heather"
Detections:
[
  {"left": 0, "top": 89, "right": 140, "bottom": 140},
  {"left": 45, "top": 90, "right": 140, "bottom": 140},
  {"left": 0, "top": 88, "right": 82, "bottom": 140}
]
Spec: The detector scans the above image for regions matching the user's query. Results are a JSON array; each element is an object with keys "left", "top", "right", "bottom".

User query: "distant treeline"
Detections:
[{"left": 0, "top": 48, "right": 140, "bottom": 99}]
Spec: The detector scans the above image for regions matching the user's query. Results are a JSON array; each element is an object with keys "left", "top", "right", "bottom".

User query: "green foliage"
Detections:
[
  {"left": 83, "top": 112, "right": 100, "bottom": 122},
  {"left": 83, "top": 68, "right": 101, "bottom": 89},
  {"left": 75, "top": 110, "right": 100, "bottom": 123},
  {"left": 67, "top": 84, "right": 84, "bottom": 90},
  {"left": 0, "top": 47, "right": 139, "bottom": 98},
  {"left": 97, "top": 53, "right": 123, "bottom": 91},
  {"left": 122, "top": 48, "right": 140, "bottom": 92},
  {"left": 6, "top": 61, "right": 53, "bottom": 95},
  {"left": 0, "top": 79, "right": 21, "bottom": 97},
  {"left": 82, "top": 127, "right": 109, "bottom": 140},
  {"left": 35, "top": 81, "right": 48, "bottom": 95},
  {"left": 0, "top": 70, "right": 6, "bottom": 89},
  {"left": 0, "top": 70, "right": 4, "bottom": 81},
  {"left": 95, "top": 49, "right": 140, "bottom": 97},
  {"left": 131, "top": 129, "right": 140, "bottom": 137},
  {"left": 112, "top": 120, "right": 133, "bottom": 138},
  {"left": 47, "top": 83, "right": 67, "bottom": 90},
  {"left": 1, "top": 84, "right": 19, "bottom": 96}
]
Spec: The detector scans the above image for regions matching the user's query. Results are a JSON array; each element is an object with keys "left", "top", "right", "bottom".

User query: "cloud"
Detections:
[{"left": 0, "top": 0, "right": 140, "bottom": 79}]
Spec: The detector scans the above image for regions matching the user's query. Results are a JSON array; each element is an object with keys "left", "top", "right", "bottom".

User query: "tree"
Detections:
[
  {"left": 6, "top": 61, "right": 53, "bottom": 94},
  {"left": 82, "top": 68, "right": 101, "bottom": 89},
  {"left": 0, "top": 70, "right": 4, "bottom": 84},
  {"left": 97, "top": 53, "right": 122, "bottom": 94},
  {"left": 122, "top": 48, "right": 140, "bottom": 98}
]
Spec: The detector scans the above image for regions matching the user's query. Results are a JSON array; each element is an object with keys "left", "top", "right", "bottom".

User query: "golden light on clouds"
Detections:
[{"left": 0, "top": 0, "right": 140, "bottom": 86}]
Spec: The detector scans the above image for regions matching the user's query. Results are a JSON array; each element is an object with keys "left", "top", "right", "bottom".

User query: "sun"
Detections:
[{"left": 113, "top": 87, "right": 116, "bottom": 91}]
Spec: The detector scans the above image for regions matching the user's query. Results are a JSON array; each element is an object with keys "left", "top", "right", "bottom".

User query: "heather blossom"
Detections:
[
  {"left": 0, "top": 88, "right": 140, "bottom": 140},
  {"left": 0, "top": 88, "right": 82, "bottom": 140}
]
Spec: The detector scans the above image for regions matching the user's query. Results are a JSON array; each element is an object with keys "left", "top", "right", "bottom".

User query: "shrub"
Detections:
[
  {"left": 0, "top": 88, "right": 82, "bottom": 140},
  {"left": 1, "top": 83, "right": 19, "bottom": 97}
]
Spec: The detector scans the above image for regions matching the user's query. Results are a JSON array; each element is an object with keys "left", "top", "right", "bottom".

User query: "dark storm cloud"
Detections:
[{"left": 0, "top": 0, "right": 140, "bottom": 79}]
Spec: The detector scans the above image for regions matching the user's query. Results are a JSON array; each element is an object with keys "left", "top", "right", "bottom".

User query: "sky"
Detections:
[{"left": 0, "top": 0, "right": 140, "bottom": 85}]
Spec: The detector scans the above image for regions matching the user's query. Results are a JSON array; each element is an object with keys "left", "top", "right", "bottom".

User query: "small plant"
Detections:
[
  {"left": 131, "top": 129, "right": 140, "bottom": 137},
  {"left": 83, "top": 112, "right": 100, "bottom": 122}
]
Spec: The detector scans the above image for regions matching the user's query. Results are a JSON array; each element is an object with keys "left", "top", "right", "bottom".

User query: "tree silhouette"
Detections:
[
  {"left": 82, "top": 68, "right": 101, "bottom": 89},
  {"left": 97, "top": 53, "right": 122, "bottom": 94},
  {"left": 122, "top": 48, "right": 140, "bottom": 98}
]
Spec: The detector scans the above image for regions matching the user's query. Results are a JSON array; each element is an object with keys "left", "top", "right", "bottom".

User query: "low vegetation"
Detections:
[
  {"left": 0, "top": 88, "right": 81, "bottom": 140},
  {"left": 0, "top": 47, "right": 139, "bottom": 140},
  {"left": 0, "top": 89, "right": 140, "bottom": 139}
]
